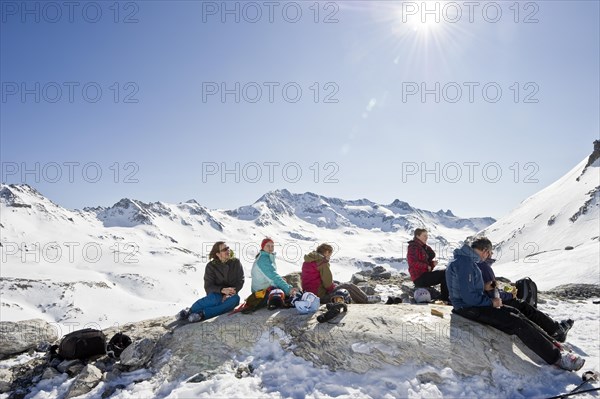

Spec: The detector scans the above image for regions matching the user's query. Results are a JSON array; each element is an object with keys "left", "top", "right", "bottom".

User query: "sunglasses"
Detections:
[{"left": 219, "top": 246, "right": 230, "bottom": 253}]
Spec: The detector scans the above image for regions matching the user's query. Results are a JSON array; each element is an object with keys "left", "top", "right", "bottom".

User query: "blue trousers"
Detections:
[{"left": 190, "top": 292, "right": 240, "bottom": 319}]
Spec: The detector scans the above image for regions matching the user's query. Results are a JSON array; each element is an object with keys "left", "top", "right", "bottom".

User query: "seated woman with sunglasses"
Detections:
[{"left": 177, "top": 241, "right": 245, "bottom": 323}]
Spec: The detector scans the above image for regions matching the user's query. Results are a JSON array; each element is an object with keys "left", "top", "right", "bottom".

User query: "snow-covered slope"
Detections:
[
  {"left": 482, "top": 141, "right": 600, "bottom": 289},
  {"left": 0, "top": 184, "right": 493, "bottom": 327}
]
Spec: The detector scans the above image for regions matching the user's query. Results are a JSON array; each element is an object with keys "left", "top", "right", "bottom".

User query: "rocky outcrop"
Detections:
[
  {"left": 64, "top": 364, "right": 102, "bottom": 398},
  {"left": 0, "top": 319, "right": 58, "bottom": 359},
  {"left": 151, "top": 304, "right": 542, "bottom": 384},
  {"left": 578, "top": 139, "right": 600, "bottom": 180},
  {"left": 0, "top": 369, "right": 12, "bottom": 393},
  {"left": 545, "top": 284, "right": 600, "bottom": 300},
  {"left": 120, "top": 338, "right": 155, "bottom": 368}
]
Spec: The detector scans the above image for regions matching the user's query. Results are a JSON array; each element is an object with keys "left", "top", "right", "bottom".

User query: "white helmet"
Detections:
[
  {"left": 294, "top": 292, "right": 320, "bottom": 314},
  {"left": 414, "top": 288, "right": 431, "bottom": 303}
]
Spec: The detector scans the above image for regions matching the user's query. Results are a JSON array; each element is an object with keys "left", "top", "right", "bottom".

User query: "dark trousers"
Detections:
[
  {"left": 503, "top": 299, "right": 560, "bottom": 336},
  {"left": 414, "top": 270, "right": 449, "bottom": 301},
  {"left": 454, "top": 305, "right": 561, "bottom": 365}
]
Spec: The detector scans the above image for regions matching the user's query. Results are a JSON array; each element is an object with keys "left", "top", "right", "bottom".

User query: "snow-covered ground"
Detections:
[{"left": 3, "top": 297, "right": 598, "bottom": 399}]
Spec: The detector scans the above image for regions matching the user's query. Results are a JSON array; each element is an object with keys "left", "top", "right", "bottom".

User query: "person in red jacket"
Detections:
[{"left": 407, "top": 228, "right": 449, "bottom": 302}]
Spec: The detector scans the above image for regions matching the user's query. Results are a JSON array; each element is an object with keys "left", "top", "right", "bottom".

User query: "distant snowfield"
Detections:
[{"left": 2, "top": 298, "right": 598, "bottom": 399}]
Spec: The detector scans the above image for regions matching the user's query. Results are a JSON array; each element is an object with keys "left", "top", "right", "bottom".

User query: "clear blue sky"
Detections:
[{"left": 1, "top": 1, "right": 598, "bottom": 218}]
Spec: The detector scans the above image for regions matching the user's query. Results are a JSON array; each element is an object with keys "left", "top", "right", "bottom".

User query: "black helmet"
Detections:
[{"left": 331, "top": 288, "right": 351, "bottom": 304}]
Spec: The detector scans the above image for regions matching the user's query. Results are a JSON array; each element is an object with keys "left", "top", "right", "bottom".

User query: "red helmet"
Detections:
[{"left": 268, "top": 289, "right": 285, "bottom": 310}]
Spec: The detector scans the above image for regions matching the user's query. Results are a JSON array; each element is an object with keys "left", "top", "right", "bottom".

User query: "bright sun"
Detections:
[
  {"left": 393, "top": 1, "right": 449, "bottom": 34},
  {"left": 411, "top": 18, "right": 440, "bottom": 32}
]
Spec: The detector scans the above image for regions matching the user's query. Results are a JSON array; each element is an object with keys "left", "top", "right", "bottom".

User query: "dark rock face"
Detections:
[
  {"left": 585, "top": 140, "right": 600, "bottom": 169},
  {"left": 0, "top": 186, "right": 32, "bottom": 208},
  {"left": 545, "top": 284, "right": 600, "bottom": 300},
  {"left": 577, "top": 140, "right": 600, "bottom": 181},
  {"left": 569, "top": 187, "right": 599, "bottom": 223}
]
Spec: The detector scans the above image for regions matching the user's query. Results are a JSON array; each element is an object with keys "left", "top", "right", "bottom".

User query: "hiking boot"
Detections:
[
  {"left": 188, "top": 312, "right": 204, "bottom": 323},
  {"left": 400, "top": 293, "right": 411, "bottom": 304},
  {"left": 556, "top": 352, "right": 585, "bottom": 371},
  {"left": 553, "top": 319, "right": 574, "bottom": 343},
  {"left": 177, "top": 308, "right": 190, "bottom": 321},
  {"left": 366, "top": 295, "right": 382, "bottom": 304}
]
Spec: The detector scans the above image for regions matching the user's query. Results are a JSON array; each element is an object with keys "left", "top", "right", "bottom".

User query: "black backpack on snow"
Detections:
[
  {"left": 107, "top": 332, "right": 132, "bottom": 359},
  {"left": 58, "top": 328, "right": 107, "bottom": 360},
  {"left": 516, "top": 277, "right": 538, "bottom": 308}
]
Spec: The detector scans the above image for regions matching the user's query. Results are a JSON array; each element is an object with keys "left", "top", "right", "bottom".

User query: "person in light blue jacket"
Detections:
[{"left": 251, "top": 238, "right": 299, "bottom": 297}]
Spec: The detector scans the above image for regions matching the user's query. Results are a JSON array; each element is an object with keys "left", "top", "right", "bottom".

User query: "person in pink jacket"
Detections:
[{"left": 301, "top": 243, "right": 369, "bottom": 303}]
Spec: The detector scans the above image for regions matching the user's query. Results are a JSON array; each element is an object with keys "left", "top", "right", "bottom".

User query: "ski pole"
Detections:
[
  {"left": 545, "top": 387, "right": 600, "bottom": 399},
  {"left": 546, "top": 370, "right": 600, "bottom": 399}
]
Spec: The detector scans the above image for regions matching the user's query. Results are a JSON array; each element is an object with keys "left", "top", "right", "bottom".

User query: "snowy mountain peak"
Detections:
[
  {"left": 95, "top": 198, "right": 154, "bottom": 227},
  {"left": 388, "top": 199, "right": 413, "bottom": 211},
  {"left": 0, "top": 184, "right": 42, "bottom": 208},
  {"left": 577, "top": 139, "right": 600, "bottom": 181},
  {"left": 586, "top": 139, "right": 600, "bottom": 168},
  {"left": 113, "top": 197, "right": 144, "bottom": 210},
  {"left": 234, "top": 189, "right": 296, "bottom": 225},
  {"left": 436, "top": 209, "right": 455, "bottom": 217},
  {"left": 256, "top": 189, "right": 294, "bottom": 208},
  {"left": 0, "top": 184, "right": 72, "bottom": 218},
  {"left": 0, "top": 185, "right": 27, "bottom": 208}
]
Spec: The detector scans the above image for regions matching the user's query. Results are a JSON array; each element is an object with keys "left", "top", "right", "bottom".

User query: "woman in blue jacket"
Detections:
[{"left": 251, "top": 238, "right": 298, "bottom": 297}]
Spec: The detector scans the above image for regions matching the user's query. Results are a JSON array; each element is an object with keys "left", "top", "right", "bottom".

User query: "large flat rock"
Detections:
[
  {"left": 0, "top": 319, "right": 58, "bottom": 358},
  {"left": 150, "top": 304, "right": 543, "bottom": 384}
]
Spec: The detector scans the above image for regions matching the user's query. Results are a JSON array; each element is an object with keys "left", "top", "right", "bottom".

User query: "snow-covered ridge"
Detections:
[
  {"left": 481, "top": 141, "right": 600, "bottom": 290},
  {"left": 228, "top": 188, "right": 495, "bottom": 232},
  {"left": 0, "top": 183, "right": 494, "bottom": 235}
]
